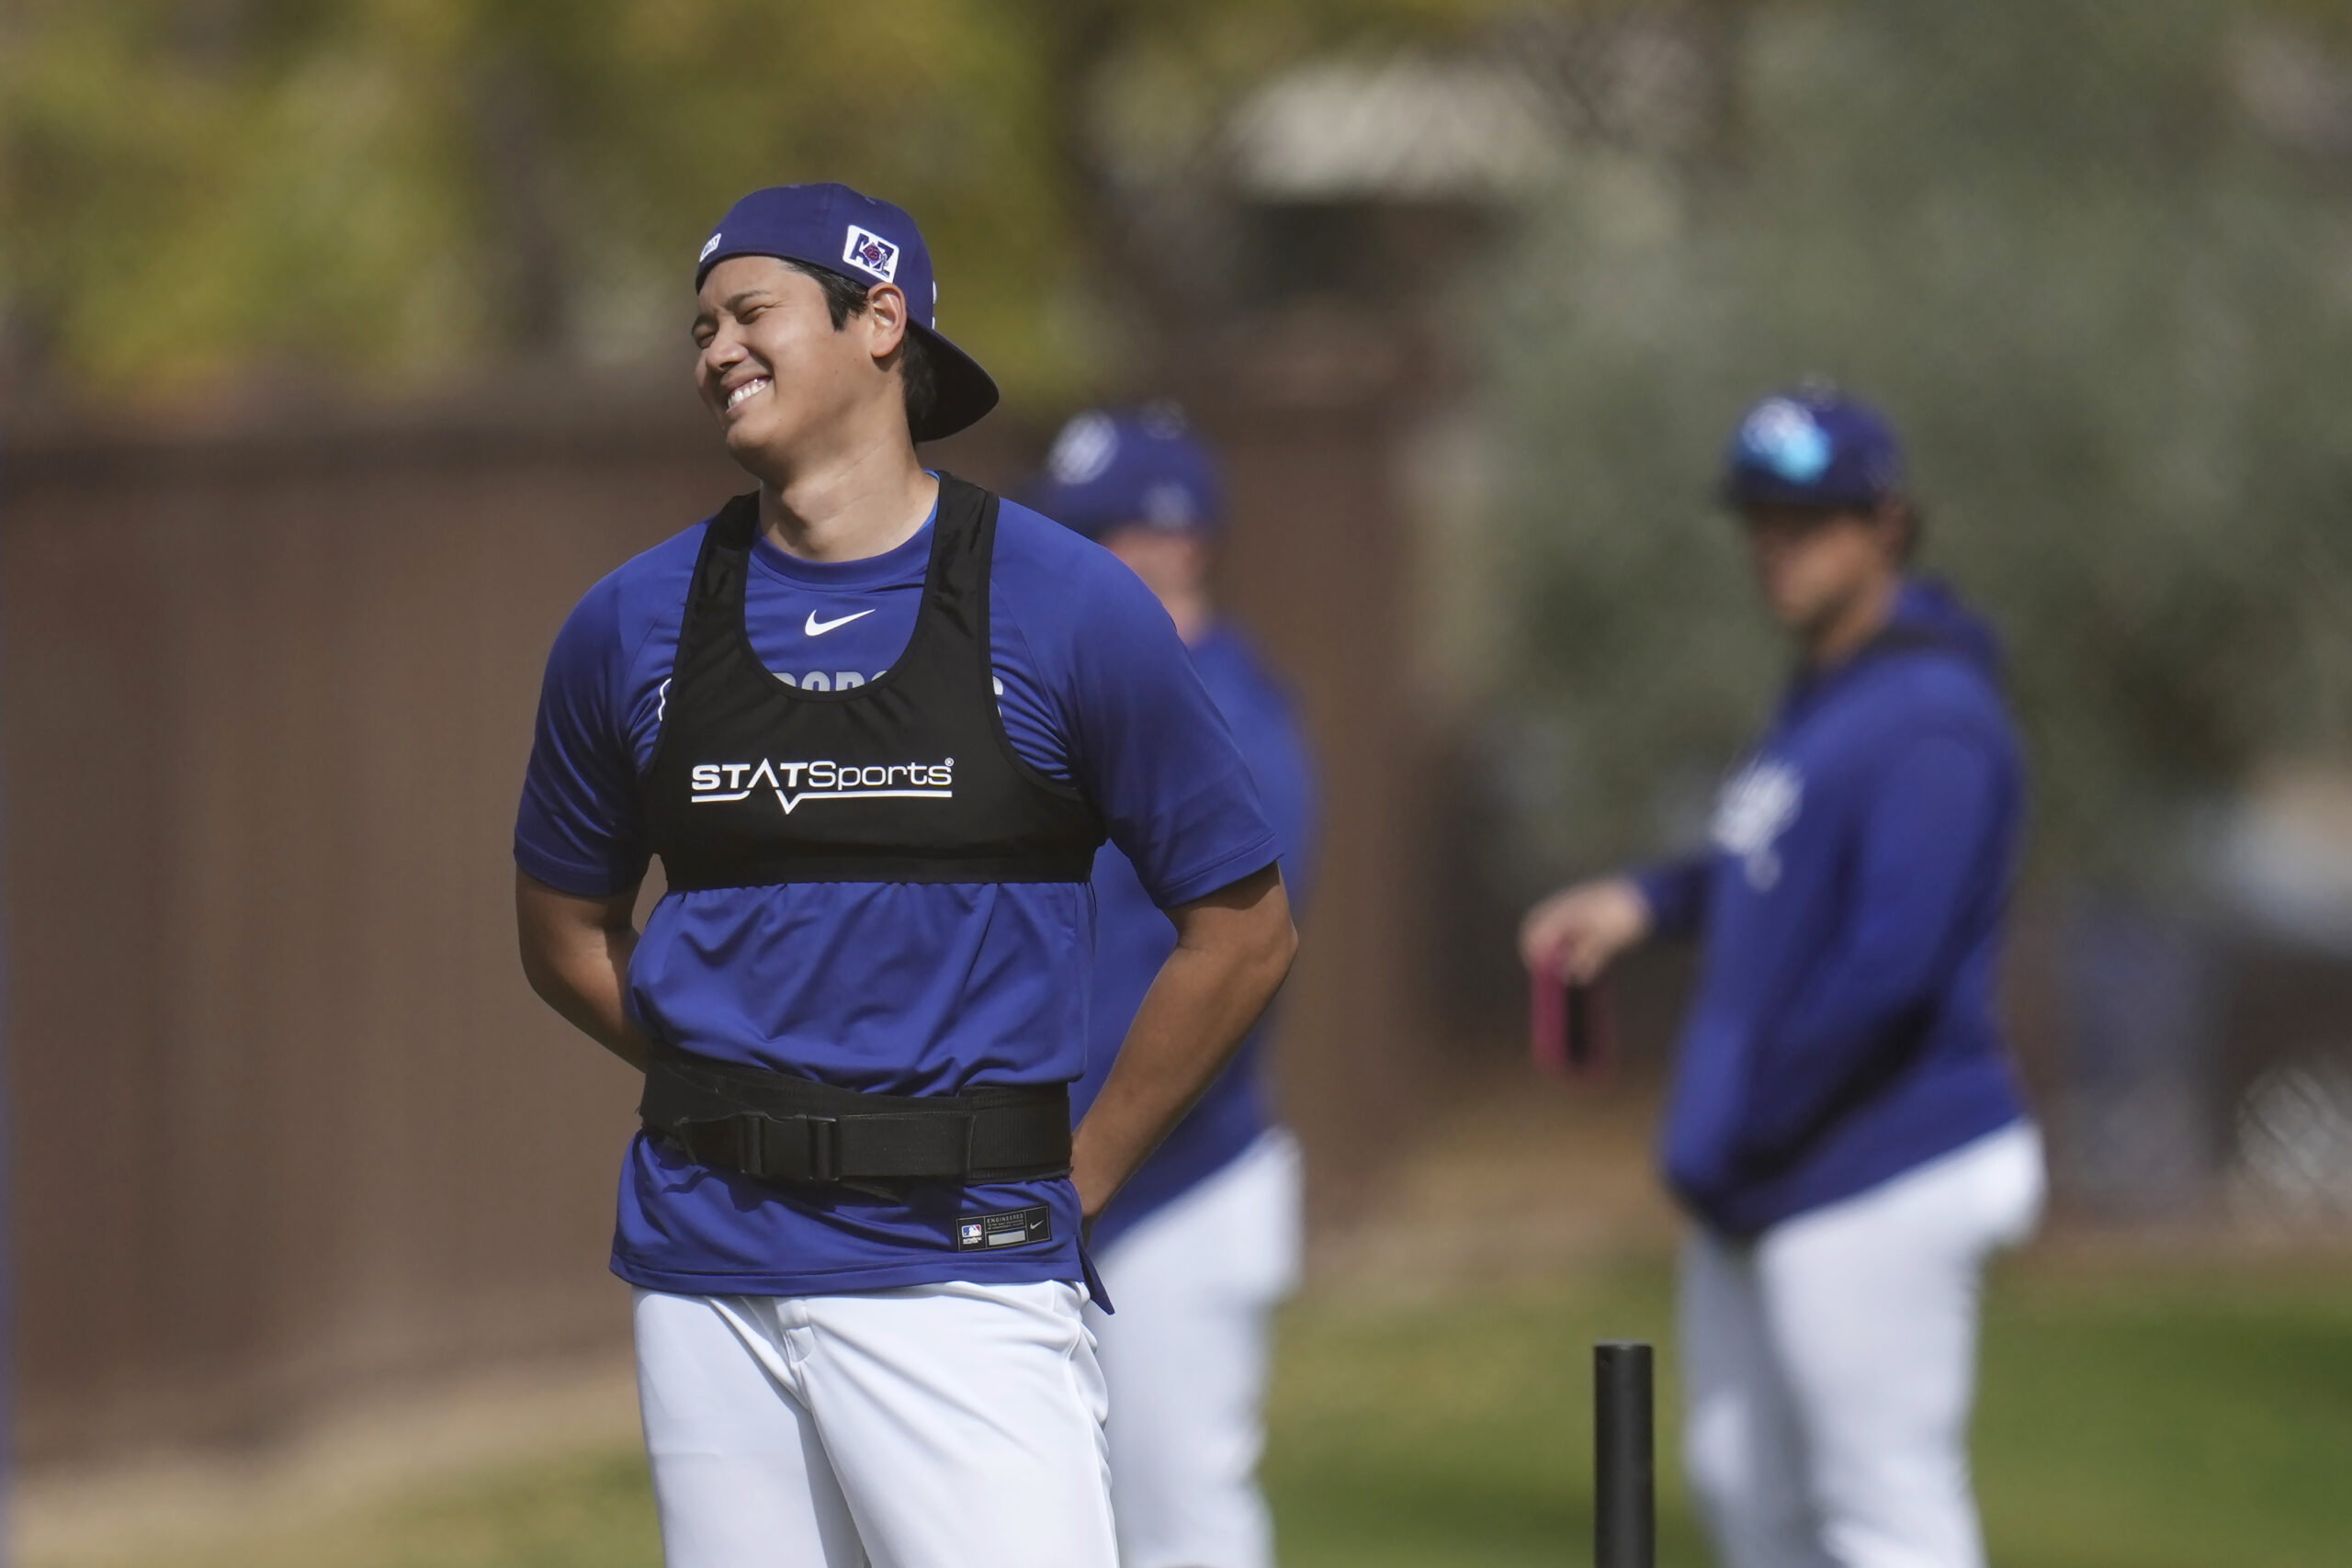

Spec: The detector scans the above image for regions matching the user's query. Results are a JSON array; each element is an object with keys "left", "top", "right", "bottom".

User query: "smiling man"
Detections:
[
  {"left": 514, "top": 183, "right": 1296, "bottom": 1568},
  {"left": 1520, "top": 389, "right": 2042, "bottom": 1568}
]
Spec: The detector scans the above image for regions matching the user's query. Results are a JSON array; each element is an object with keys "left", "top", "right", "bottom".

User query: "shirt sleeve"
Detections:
[
  {"left": 1732, "top": 731, "right": 2004, "bottom": 1163},
  {"left": 1631, "top": 854, "right": 1713, "bottom": 940},
  {"left": 514, "top": 577, "right": 652, "bottom": 897},
  {"left": 1065, "top": 575, "right": 1280, "bottom": 909},
  {"left": 1240, "top": 688, "right": 1319, "bottom": 920}
]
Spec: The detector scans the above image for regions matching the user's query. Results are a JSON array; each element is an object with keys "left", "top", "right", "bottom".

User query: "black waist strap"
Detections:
[{"left": 639, "top": 1043, "right": 1072, "bottom": 1187}]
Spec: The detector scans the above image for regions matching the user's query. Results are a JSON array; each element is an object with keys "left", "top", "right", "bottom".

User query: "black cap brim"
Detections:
[{"left": 909, "top": 322, "right": 999, "bottom": 444}]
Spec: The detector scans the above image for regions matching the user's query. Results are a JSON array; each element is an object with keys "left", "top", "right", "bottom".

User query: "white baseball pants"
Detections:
[
  {"left": 1086, "top": 1129, "right": 1305, "bottom": 1568},
  {"left": 633, "top": 1280, "right": 1117, "bottom": 1568},
  {"left": 1679, "top": 1122, "right": 2044, "bottom": 1568}
]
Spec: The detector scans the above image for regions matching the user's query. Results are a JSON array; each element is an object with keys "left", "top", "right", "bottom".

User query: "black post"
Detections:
[{"left": 1595, "top": 1341, "right": 1655, "bottom": 1568}]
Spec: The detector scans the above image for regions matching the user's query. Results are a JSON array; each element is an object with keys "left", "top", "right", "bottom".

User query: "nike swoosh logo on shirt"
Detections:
[{"left": 805, "top": 609, "right": 877, "bottom": 637}]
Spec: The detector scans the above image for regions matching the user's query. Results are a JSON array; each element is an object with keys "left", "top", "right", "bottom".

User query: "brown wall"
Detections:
[
  {"left": 1, "top": 364, "right": 1439, "bottom": 1461},
  {"left": 1194, "top": 352, "right": 1444, "bottom": 1215}
]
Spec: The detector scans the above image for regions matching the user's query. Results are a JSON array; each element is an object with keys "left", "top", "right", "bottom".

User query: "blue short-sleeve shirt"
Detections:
[{"left": 515, "top": 489, "right": 1280, "bottom": 1295}]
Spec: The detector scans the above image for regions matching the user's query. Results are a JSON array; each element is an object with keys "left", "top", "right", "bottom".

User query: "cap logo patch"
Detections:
[
  {"left": 1741, "top": 398, "right": 1832, "bottom": 483},
  {"left": 1046, "top": 412, "right": 1119, "bottom": 485},
  {"left": 1142, "top": 481, "right": 1198, "bottom": 527},
  {"left": 842, "top": 225, "right": 900, "bottom": 283},
  {"left": 698, "top": 232, "right": 722, "bottom": 263}
]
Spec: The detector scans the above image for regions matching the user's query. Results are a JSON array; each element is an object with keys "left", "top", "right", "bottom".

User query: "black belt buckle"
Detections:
[
  {"left": 737, "top": 1112, "right": 841, "bottom": 1183},
  {"left": 692, "top": 1113, "right": 843, "bottom": 1185},
  {"left": 802, "top": 1114, "right": 841, "bottom": 1182}
]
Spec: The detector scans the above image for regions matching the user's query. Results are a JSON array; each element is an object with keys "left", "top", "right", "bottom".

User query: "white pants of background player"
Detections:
[
  {"left": 1085, "top": 1129, "right": 1305, "bottom": 1568},
  {"left": 634, "top": 1280, "right": 1117, "bottom": 1568},
  {"left": 1681, "top": 1122, "right": 2044, "bottom": 1568}
]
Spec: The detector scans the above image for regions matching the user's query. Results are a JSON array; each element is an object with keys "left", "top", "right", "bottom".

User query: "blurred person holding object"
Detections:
[
  {"left": 514, "top": 184, "right": 1296, "bottom": 1568},
  {"left": 1520, "top": 389, "right": 2044, "bottom": 1568},
  {"left": 1025, "top": 408, "right": 1317, "bottom": 1568}
]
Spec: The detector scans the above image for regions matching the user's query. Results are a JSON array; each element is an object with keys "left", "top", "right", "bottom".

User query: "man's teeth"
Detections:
[{"left": 727, "top": 378, "right": 770, "bottom": 410}]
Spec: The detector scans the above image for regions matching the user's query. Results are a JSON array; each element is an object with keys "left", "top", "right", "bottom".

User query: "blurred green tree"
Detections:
[
  {"left": 0, "top": 0, "right": 1504, "bottom": 404},
  {"left": 1489, "top": 0, "right": 2352, "bottom": 892}
]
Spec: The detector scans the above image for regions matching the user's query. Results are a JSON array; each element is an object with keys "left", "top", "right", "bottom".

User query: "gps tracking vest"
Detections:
[
  {"left": 645, "top": 475, "right": 1104, "bottom": 891},
  {"left": 636, "top": 476, "right": 1101, "bottom": 1192}
]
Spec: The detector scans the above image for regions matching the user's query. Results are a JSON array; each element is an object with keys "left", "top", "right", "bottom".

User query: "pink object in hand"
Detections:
[{"left": 1528, "top": 958, "right": 1614, "bottom": 1078}]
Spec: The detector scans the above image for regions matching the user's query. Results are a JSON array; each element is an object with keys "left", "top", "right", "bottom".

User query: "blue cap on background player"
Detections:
[
  {"left": 1023, "top": 406, "right": 1224, "bottom": 541},
  {"left": 1721, "top": 387, "right": 1905, "bottom": 511},
  {"left": 695, "top": 183, "right": 1000, "bottom": 444}
]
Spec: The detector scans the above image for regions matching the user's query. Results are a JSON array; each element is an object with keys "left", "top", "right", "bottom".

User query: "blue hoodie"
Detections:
[{"left": 1634, "top": 579, "right": 2029, "bottom": 1237}]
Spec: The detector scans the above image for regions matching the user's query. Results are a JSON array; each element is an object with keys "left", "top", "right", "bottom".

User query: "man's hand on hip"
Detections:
[{"left": 1071, "top": 863, "right": 1296, "bottom": 1220}]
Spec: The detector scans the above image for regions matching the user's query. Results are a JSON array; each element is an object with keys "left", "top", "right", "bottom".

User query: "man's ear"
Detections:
[
  {"left": 863, "top": 283, "right": 910, "bottom": 364},
  {"left": 1871, "top": 497, "right": 1914, "bottom": 561}
]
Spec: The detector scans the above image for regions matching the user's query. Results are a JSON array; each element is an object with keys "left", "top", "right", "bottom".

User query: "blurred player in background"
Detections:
[
  {"left": 1520, "top": 389, "right": 2044, "bottom": 1568},
  {"left": 1027, "top": 408, "right": 1317, "bottom": 1568}
]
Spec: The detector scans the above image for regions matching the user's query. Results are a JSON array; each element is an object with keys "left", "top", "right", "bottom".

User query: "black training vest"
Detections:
[{"left": 644, "top": 475, "right": 1105, "bottom": 890}]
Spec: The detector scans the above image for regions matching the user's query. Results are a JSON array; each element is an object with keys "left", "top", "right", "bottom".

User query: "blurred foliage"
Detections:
[
  {"left": 1490, "top": 0, "right": 2352, "bottom": 889},
  {"left": 0, "top": 0, "right": 1503, "bottom": 405}
]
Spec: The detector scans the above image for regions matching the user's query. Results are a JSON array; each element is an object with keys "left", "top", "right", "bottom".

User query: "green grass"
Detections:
[
  {"left": 135, "top": 1447, "right": 668, "bottom": 1568},
  {"left": 1971, "top": 1262, "right": 2352, "bottom": 1568},
  {"left": 1267, "top": 1257, "right": 2352, "bottom": 1568},
  {"left": 100, "top": 1255, "right": 2352, "bottom": 1568},
  {"left": 1264, "top": 1265, "right": 1701, "bottom": 1568}
]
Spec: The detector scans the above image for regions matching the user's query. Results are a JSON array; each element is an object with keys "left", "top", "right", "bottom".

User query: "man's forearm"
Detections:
[
  {"left": 1071, "top": 868, "right": 1295, "bottom": 1216},
  {"left": 515, "top": 870, "right": 654, "bottom": 1071},
  {"left": 528, "top": 933, "right": 652, "bottom": 1071}
]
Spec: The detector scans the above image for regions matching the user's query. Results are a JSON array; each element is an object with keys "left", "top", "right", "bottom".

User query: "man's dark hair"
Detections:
[{"left": 780, "top": 258, "right": 938, "bottom": 434}]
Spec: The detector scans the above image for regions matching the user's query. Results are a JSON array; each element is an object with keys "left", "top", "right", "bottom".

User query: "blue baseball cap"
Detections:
[
  {"left": 1022, "top": 406, "right": 1224, "bottom": 542},
  {"left": 1721, "top": 387, "right": 1906, "bottom": 511},
  {"left": 695, "top": 183, "right": 999, "bottom": 443}
]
